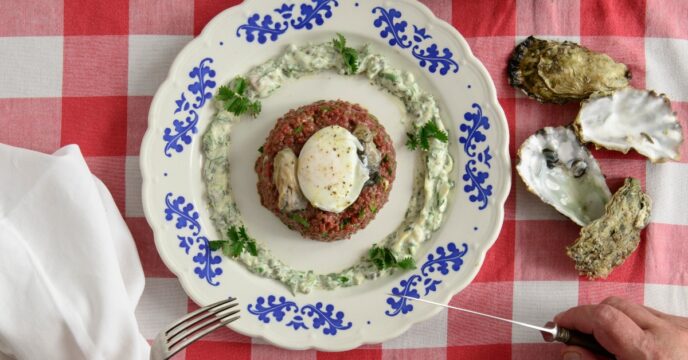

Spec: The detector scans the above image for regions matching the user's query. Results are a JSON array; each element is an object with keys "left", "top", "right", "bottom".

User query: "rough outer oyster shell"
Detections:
[
  {"left": 574, "top": 88, "right": 684, "bottom": 162},
  {"left": 517, "top": 126, "right": 612, "bottom": 226},
  {"left": 508, "top": 36, "right": 631, "bottom": 104},
  {"left": 566, "top": 178, "right": 651, "bottom": 278}
]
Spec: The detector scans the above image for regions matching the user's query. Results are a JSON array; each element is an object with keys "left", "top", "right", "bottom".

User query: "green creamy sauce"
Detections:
[{"left": 202, "top": 42, "right": 454, "bottom": 294}]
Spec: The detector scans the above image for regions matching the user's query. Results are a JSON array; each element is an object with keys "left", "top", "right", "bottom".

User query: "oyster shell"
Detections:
[
  {"left": 566, "top": 178, "right": 651, "bottom": 278},
  {"left": 517, "top": 126, "right": 612, "bottom": 226},
  {"left": 574, "top": 88, "right": 684, "bottom": 162},
  {"left": 508, "top": 36, "right": 631, "bottom": 104}
]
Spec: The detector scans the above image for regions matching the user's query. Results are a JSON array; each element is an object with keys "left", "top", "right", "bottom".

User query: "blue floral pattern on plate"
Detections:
[
  {"left": 163, "top": 58, "right": 216, "bottom": 157},
  {"left": 236, "top": 0, "right": 339, "bottom": 44},
  {"left": 385, "top": 242, "right": 468, "bottom": 316},
  {"left": 164, "top": 193, "right": 223, "bottom": 286},
  {"left": 372, "top": 6, "right": 459, "bottom": 75},
  {"left": 460, "top": 103, "right": 493, "bottom": 210},
  {"left": 248, "top": 295, "right": 353, "bottom": 335},
  {"left": 163, "top": 194, "right": 353, "bottom": 335}
]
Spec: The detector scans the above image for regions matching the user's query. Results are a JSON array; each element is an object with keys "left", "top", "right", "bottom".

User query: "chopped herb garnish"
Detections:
[
  {"left": 290, "top": 213, "right": 310, "bottom": 228},
  {"left": 368, "top": 245, "right": 416, "bottom": 271},
  {"left": 338, "top": 276, "right": 349, "bottom": 283},
  {"left": 358, "top": 208, "right": 366, "bottom": 219},
  {"left": 369, "top": 203, "right": 377, "bottom": 213},
  {"left": 370, "top": 172, "right": 381, "bottom": 185},
  {"left": 406, "top": 119, "right": 449, "bottom": 151},
  {"left": 294, "top": 125, "right": 303, "bottom": 134},
  {"left": 320, "top": 105, "right": 332, "bottom": 113},
  {"left": 258, "top": 145, "right": 264, "bottom": 153},
  {"left": 382, "top": 72, "right": 398, "bottom": 82},
  {"left": 340, "top": 217, "right": 351, "bottom": 230},
  {"left": 332, "top": 33, "right": 359, "bottom": 75},
  {"left": 216, "top": 77, "right": 262, "bottom": 117},
  {"left": 210, "top": 225, "right": 258, "bottom": 257}
]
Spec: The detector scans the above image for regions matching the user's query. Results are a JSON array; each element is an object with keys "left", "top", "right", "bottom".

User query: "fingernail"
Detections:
[{"left": 562, "top": 351, "right": 581, "bottom": 360}]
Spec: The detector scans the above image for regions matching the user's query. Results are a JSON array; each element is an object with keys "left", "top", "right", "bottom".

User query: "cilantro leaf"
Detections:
[
  {"left": 333, "top": 33, "right": 345, "bottom": 52},
  {"left": 215, "top": 77, "right": 262, "bottom": 117},
  {"left": 247, "top": 100, "right": 261, "bottom": 117},
  {"left": 397, "top": 257, "right": 417, "bottom": 270},
  {"left": 368, "top": 245, "right": 416, "bottom": 271},
  {"left": 238, "top": 226, "right": 249, "bottom": 241},
  {"left": 333, "top": 33, "right": 359, "bottom": 75},
  {"left": 208, "top": 240, "right": 225, "bottom": 251},
  {"left": 227, "top": 226, "right": 240, "bottom": 243},
  {"left": 230, "top": 240, "right": 244, "bottom": 257},
  {"left": 233, "top": 77, "right": 247, "bottom": 94},
  {"left": 422, "top": 120, "right": 449, "bottom": 143},
  {"left": 405, "top": 132, "right": 419, "bottom": 150},
  {"left": 246, "top": 240, "right": 258, "bottom": 256},
  {"left": 406, "top": 119, "right": 449, "bottom": 151},
  {"left": 212, "top": 225, "right": 258, "bottom": 258}
]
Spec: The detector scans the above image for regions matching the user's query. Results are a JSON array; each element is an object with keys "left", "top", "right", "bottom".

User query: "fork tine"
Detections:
[
  {"left": 168, "top": 308, "right": 241, "bottom": 348},
  {"left": 167, "top": 315, "right": 240, "bottom": 358},
  {"left": 165, "top": 301, "right": 239, "bottom": 341},
  {"left": 165, "top": 298, "right": 235, "bottom": 335}
]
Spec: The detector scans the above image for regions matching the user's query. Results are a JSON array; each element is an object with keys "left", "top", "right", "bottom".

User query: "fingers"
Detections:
[
  {"left": 555, "top": 305, "right": 604, "bottom": 333},
  {"left": 643, "top": 306, "right": 688, "bottom": 329},
  {"left": 601, "top": 296, "right": 659, "bottom": 329},
  {"left": 555, "top": 304, "right": 647, "bottom": 358},
  {"left": 561, "top": 345, "right": 599, "bottom": 360}
]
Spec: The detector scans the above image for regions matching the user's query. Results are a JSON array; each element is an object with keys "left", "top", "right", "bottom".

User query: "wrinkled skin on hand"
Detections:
[{"left": 554, "top": 296, "right": 688, "bottom": 359}]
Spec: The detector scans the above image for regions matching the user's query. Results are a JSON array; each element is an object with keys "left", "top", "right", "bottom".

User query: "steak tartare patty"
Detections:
[{"left": 255, "top": 100, "right": 396, "bottom": 241}]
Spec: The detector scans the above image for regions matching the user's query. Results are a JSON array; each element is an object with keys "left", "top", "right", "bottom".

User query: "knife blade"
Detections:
[{"left": 389, "top": 294, "right": 616, "bottom": 359}]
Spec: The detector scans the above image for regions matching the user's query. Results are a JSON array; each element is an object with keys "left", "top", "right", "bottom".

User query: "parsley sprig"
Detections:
[
  {"left": 332, "top": 33, "right": 359, "bottom": 75},
  {"left": 406, "top": 119, "right": 449, "bottom": 151},
  {"left": 209, "top": 225, "right": 258, "bottom": 257},
  {"left": 368, "top": 245, "right": 416, "bottom": 271},
  {"left": 216, "top": 77, "right": 261, "bottom": 117}
]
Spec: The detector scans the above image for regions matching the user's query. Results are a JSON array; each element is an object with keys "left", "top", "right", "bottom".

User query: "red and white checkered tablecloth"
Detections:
[{"left": 1, "top": 0, "right": 687, "bottom": 358}]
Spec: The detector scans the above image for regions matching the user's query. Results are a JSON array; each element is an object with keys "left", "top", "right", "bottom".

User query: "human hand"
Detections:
[{"left": 554, "top": 296, "right": 688, "bottom": 360}]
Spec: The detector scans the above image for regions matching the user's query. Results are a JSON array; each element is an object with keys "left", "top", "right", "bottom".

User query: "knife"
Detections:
[{"left": 390, "top": 294, "right": 616, "bottom": 359}]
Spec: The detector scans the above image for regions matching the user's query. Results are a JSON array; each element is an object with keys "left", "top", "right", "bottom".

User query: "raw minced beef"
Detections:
[{"left": 254, "top": 100, "right": 396, "bottom": 241}]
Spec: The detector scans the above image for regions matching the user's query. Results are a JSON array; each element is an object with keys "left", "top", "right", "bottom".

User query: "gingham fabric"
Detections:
[{"left": 1, "top": 0, "right": 686, "bottom": 359}]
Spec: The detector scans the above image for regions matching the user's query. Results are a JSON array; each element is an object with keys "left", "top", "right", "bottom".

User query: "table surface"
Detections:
[{"left": 1, "top": 0, "right": 687, "bottom": 359}]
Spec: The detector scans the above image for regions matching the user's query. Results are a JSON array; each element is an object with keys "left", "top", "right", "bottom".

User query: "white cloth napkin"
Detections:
[{"left": 0, "top": 144, "right": 149, "bottom": 360}]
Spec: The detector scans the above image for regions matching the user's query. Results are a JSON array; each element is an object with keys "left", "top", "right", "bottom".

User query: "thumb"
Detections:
[{"left": 561, "top": 345, "right": 600, "bottom": 360}]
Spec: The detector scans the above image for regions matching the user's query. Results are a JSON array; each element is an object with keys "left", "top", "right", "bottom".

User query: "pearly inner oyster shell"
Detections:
[
  {"left": 574, "top": 88, "right": 684, "bottom": 162},
  {"left": 508, "top": 36, "right": 631, "bottom": 104},
  {"left": 566, "top": 177, "right": 651, "bottom": 278},
  {"left": 517, "top": 126, "right": 612, "bottom": 226}
]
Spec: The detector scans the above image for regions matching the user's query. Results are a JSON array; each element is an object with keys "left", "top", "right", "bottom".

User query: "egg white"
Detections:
[{"left": 297, "top": 125, "right": 370, "bottom": 213}]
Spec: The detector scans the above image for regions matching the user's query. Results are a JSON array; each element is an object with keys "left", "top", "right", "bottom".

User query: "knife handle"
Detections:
[{"left": 556, "top": 326, "right": 616, "bottom": 359}]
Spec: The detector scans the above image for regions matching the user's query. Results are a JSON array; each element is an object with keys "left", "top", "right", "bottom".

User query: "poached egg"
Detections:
[{"left": 297, "top": 125, "right": 369, "bottom": 213}]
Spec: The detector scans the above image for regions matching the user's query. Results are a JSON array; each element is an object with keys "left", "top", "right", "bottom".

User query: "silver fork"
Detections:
[{"left": 150, "top": 298, "right": 240, "bottom": 360}]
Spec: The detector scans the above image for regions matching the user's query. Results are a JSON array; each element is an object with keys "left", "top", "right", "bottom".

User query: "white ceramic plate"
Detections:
[{"left": 141, "top": 0, "right": 510, "bottom": 351}]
